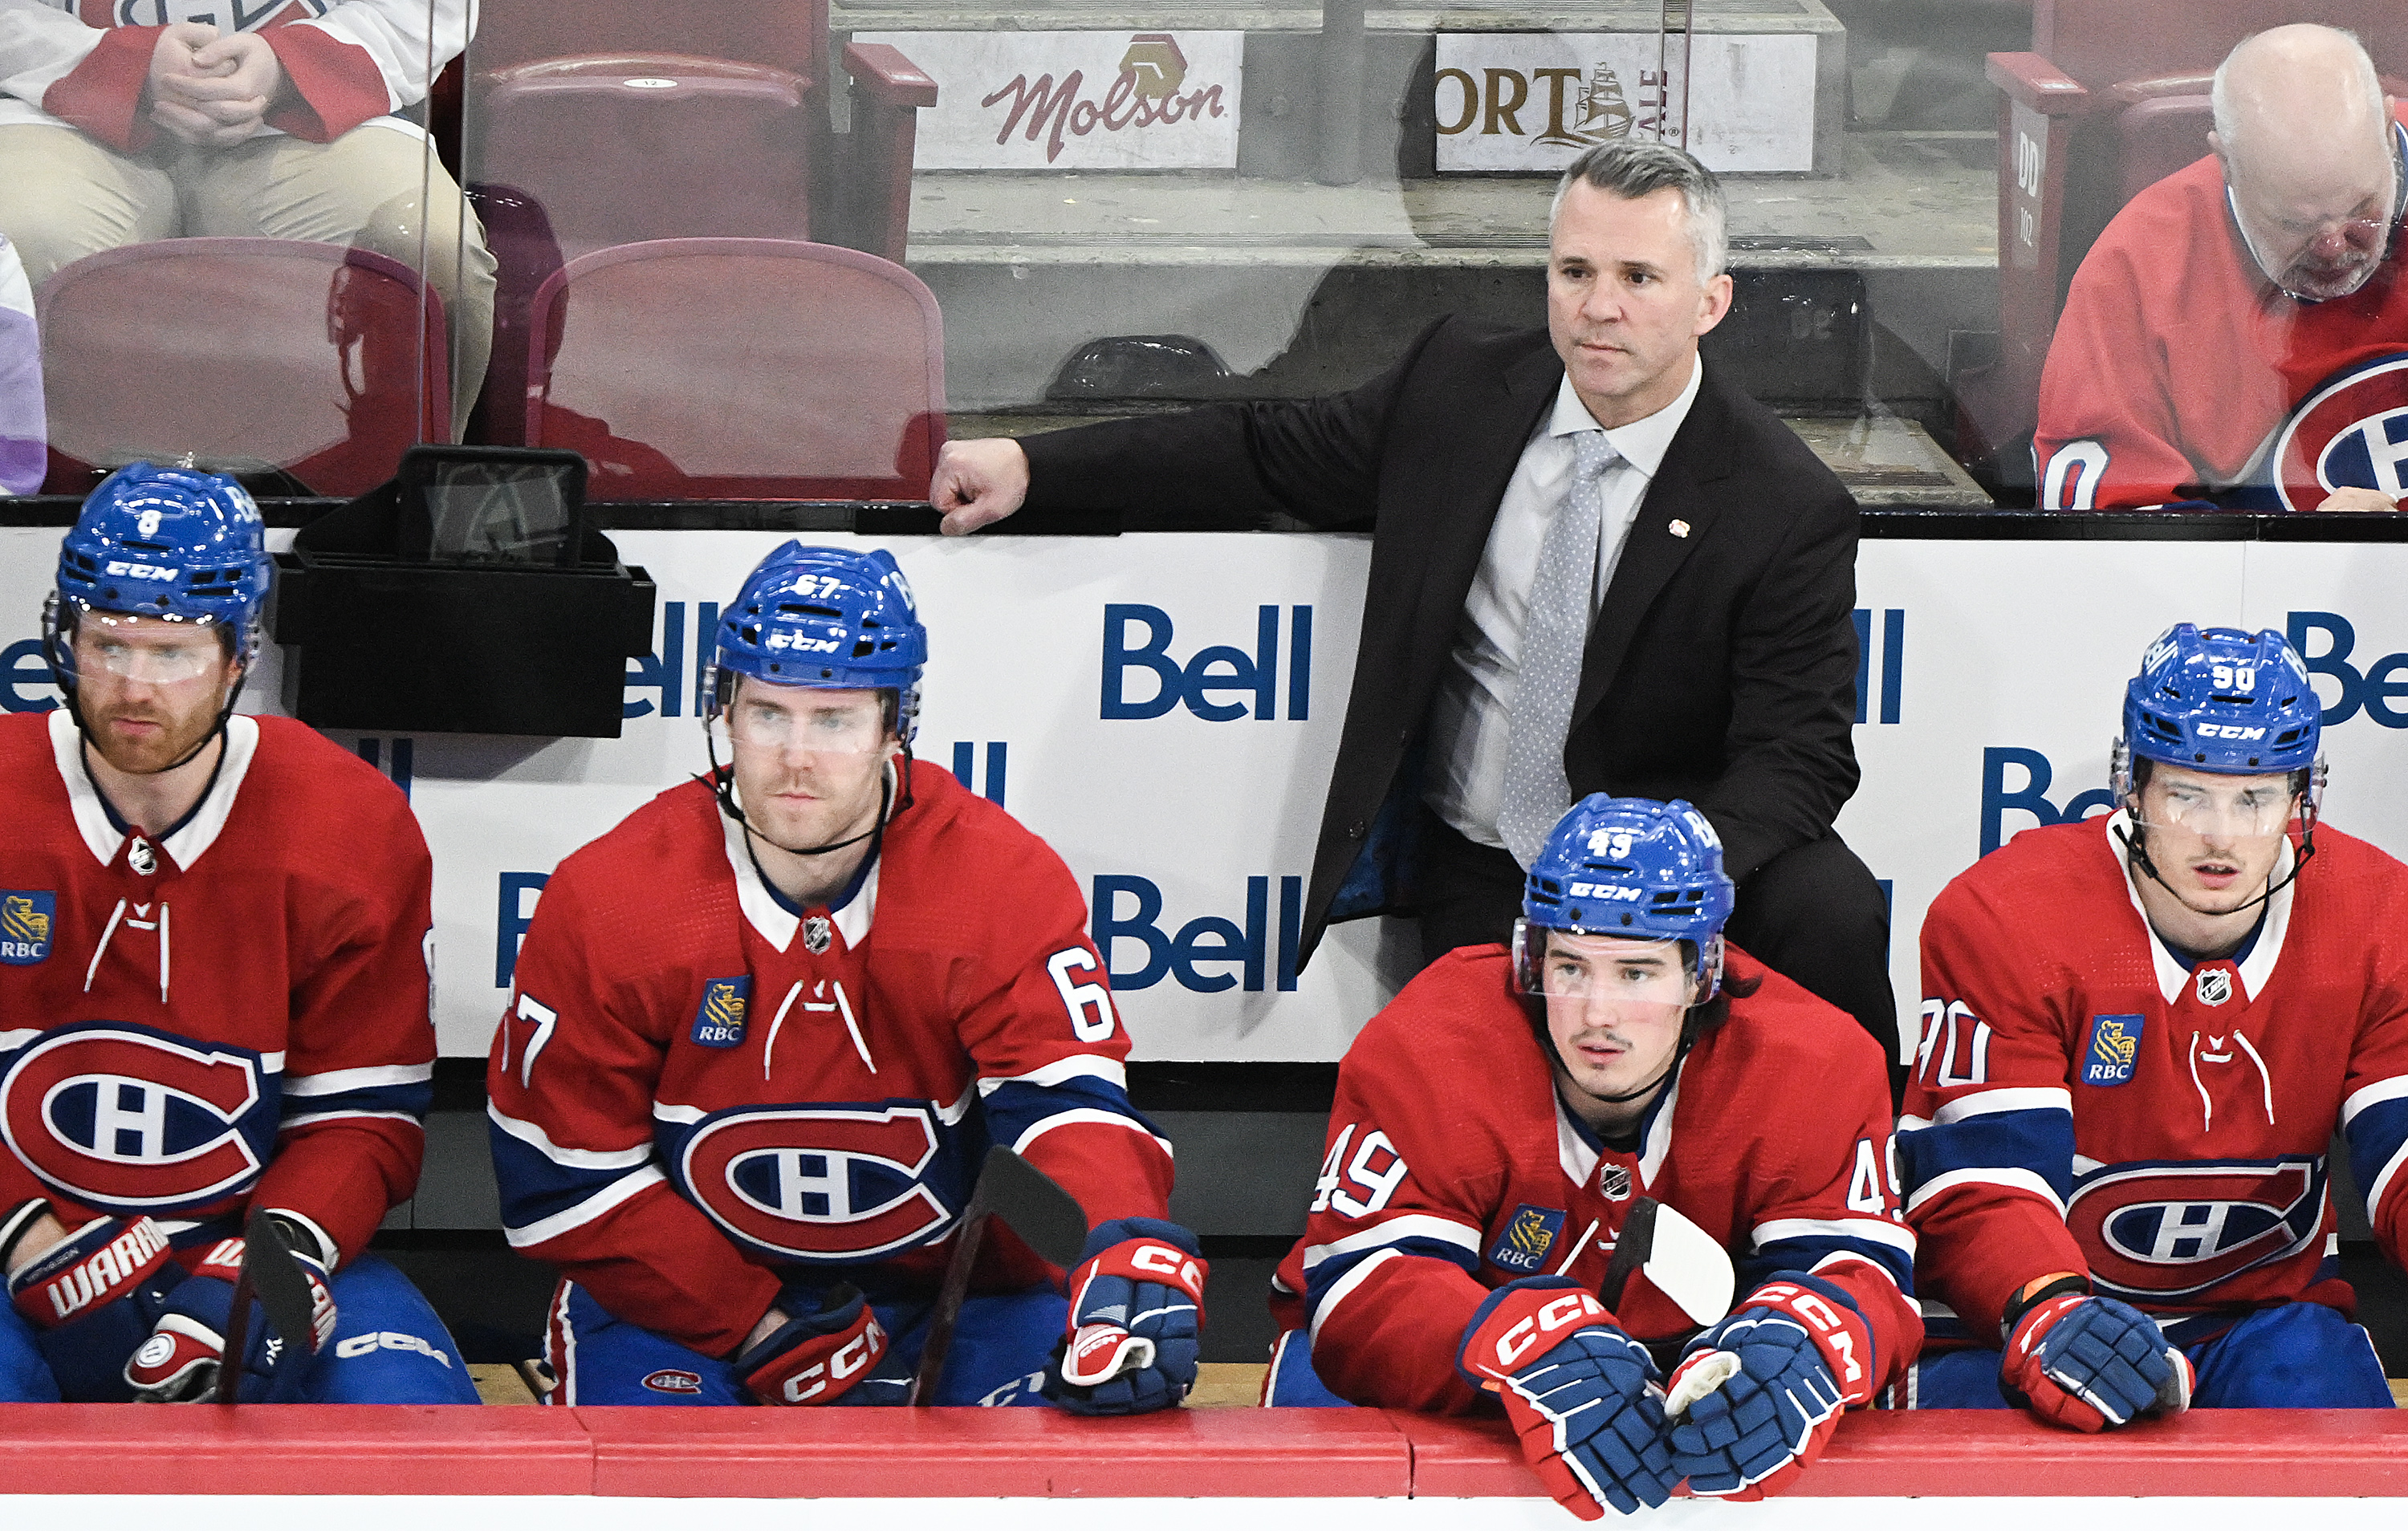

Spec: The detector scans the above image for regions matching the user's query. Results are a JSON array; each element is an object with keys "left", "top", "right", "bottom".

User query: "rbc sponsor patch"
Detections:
[
  {"left": 690, "top": 977, "right": 752, "bottom": 1048},
  {"left": 2082, "top": 1013, "right": 2142, "bottom": 1087},
  {"left": 2271, "top": 353, "right": 2408, "bottom": 511},
  {"left": 0, "top": 891, "right": 53, "bottom": 965},
  {"left": 1487, "top": 1204, "right": 1567, "bottom": 1273}
]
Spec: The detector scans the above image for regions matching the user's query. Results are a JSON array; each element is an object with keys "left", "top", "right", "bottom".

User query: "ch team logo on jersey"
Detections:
[
  {"left": 2271, "top": 353, "right": 2408, "bottom": 512},
  {"left": 0, "top": 892, "right": 53, "bottom": 965},
  {"left": 2067, "top": 1156, "right": 2323, "bottom": 1302},
  {"left": 677, "top": 1103, "right": 958, "bottom": 1262},
  {"left": 690, "top": 977, "right": 751, "bottom": 1049},
  {"left": 0, "top": 1022, "right": 270, "bottom": 1212},
  {"left": 2081, "top": 1013, "right": 2143, "bottom": 1087},
  {"left": 1487, "top": 1204, "right": 1567, "bottom": 1273}
]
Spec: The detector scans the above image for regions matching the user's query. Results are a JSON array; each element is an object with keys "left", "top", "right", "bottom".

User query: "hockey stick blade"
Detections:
[
  {"left": 215, "top": 1211, "right": 315, "bottom": 1405},
  {"left": 1597, "top": 1198, "right": 1736, "bottom": 1326},
  {"left": 910, "top": 1146, "right": 1089, "bottom": 1405},
  {"left": 976, "top": 1142, "right": 1088, "bottom": 1268}
]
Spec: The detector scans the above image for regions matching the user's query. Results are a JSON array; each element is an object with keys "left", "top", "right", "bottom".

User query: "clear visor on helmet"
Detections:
[
  {"left": 1511, "top": 924, "right": 1703, "bottom": 1007},
  {"left": 2136, "top": 774, "right": 2300, "bottom": 840},
  {"left": 717, "top": 681, "right": 891, "bottom": 756},
  {"left": 71, "top": 611, "right": 226, "bottom": 686}
]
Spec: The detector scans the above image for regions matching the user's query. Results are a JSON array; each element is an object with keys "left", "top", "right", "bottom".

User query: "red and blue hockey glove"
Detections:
[
  {"left": 1664, "top": 1275, "right": 1874, "bottom": 1500},
  {"left": 1043, "top": 1218, "right": 1208, "bottom": 1415},
  {"left": 124, "top": 1229, "right": 337, "bottom": 1402},
  {"left": 2001, "top": 1286, "right": 2192, "bottom": 1432},
  {"left": 5, "top": 1203, "right": 189, "bottom": 1401},
  {"left": 736, "top": 1285, "right": 910, "bottom": 1406},
  {"left": 1457, "top": 1276, "right": 1678, "bottom": 1521}
]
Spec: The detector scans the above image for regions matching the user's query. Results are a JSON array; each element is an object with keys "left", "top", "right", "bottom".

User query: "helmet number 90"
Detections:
[
  {"left": 2211, "top": 664, "right": 2255, "bottom": 692},
  {"left": 1047, "top": 948, "right": 1117, "bottom": 1042}
]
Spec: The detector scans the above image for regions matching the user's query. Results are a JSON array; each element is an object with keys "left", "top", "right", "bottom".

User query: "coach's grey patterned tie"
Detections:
[{"left": 1497, "top": 430, "right": 1617, "bottom": 868}]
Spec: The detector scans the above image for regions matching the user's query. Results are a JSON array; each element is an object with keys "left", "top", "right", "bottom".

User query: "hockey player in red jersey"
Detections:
[
  {"left": 1898, "top": 623, "right": 2406, "bottom": 1421},
  {"left": 487, "top": 542, "right": 1202, "bottom": 1410},
  {"left": 0, "top": 463, "right": 474, "bottom": 1404},
  {"left": 1266, "top": 796, "right": 1916, "bottom": 1516}
]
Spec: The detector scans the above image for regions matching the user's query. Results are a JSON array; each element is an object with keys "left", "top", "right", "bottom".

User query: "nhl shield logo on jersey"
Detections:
[
  {"left": 1598, "top": 1164, "right": 1633, "bottom": 1200},
  {"left": 2269, "top": 352, "right": 2408, "bottom": 511},
  {"left": 2081, "top": 1013, "right": 2143, "bottom": 1087},
  {"left": 803, "top": 916, "right": 832, "bottom": 956},
  {"left": 2068, "top": 1156, "right": 2322, "bottom": 1302},
  {"left": 0, "top": 892, "right": 54, "bottom": 965},
  {"left": 1487, "top": 1204, "right": 1567, "bottom": 1273},
  {"left": 2195, "top": 968, "right": 2234, "bottom": 1007},
  {"left": 0, "top": 1021, "right": 272, "bottom": 1212},
  {"left": 690, "top": 977, "right": 752, "bottom": 1048}
]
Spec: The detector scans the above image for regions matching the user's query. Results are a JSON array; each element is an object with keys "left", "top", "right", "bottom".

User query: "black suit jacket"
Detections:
[{"left": 1023, "top": 316, "right": 1861, "bottom": 964}]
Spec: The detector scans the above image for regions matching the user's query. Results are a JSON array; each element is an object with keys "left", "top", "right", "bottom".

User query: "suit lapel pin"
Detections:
[{"left": 1667, "top": 519, "right": 1690, "bottom": 538}]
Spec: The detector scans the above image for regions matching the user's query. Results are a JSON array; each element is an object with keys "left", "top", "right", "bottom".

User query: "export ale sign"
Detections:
[
  {"left": 856, "top": 30, "right": 1243, "bottom": 169},
  {"left": 1433, "top": 33, "right": 1816, "bottom": 173}
]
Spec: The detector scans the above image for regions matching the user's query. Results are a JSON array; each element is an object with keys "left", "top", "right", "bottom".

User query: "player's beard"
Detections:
[{"left": 86, "top": 693, "right": 223, "bottom": 777}]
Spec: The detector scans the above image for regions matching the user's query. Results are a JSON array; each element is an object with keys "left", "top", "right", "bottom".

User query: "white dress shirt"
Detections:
[{"left": 1423, "top": 354, "right": 1703, "bottom": 848}]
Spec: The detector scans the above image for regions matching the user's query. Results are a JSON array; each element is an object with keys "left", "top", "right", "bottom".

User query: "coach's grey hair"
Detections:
[
  {"left": 1549, "top": 140, "right": 1729, "bottom": 285},
  {"left": 2211, "top": 25, "right": 2384, "bottom": 154}
]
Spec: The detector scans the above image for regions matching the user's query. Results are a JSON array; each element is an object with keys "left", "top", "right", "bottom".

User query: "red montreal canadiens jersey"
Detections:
[
  {"left": 2035, "top": 111, "right": 2408, "bottom": 511},
  {"left": 486, "top": 761, "right": 1173, "bottom": 1356},
  {"left": 1270, "top": 947, "right": 1919, "bottom": 1413},
  {"left": 0, "top": 710, "right": 435, "bottom": 1265},
  {"left": 1902, "top": 814, "right": 2408, "bottom": 1342}
]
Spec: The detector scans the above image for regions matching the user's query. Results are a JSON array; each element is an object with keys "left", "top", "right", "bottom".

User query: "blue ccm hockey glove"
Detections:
[
  {"left": 1043, "top": 1218, "right": 1207, "bottom": 1415},
  {"left": 2001, "top": 1289, "right": 2192, "bottom": 1432},
  {"left": 124, "top": 1229, "right": 338, "bottom": 1402},
  {"left": 4, "top": 1203, "right": 188, "bottom": 1402},
  {"left": 735, "top": 1284, "right": 913, "bottom": 1406},
  {"left": 1664, "top": 1275, "right": 1876, "bottom": 1501},
  {"left": 1458, "top": 1276, "right": 1678, "bottom": 1521}
]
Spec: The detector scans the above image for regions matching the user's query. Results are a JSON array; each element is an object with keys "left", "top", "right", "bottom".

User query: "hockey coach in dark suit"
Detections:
[{"left": 930, "top": 140, "right": 1896, "bottom": 1076}]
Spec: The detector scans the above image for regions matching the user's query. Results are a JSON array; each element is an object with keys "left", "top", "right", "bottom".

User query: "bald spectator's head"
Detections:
[{"left": 2210, "top": 25, "right": 2398, "bottom": 301}]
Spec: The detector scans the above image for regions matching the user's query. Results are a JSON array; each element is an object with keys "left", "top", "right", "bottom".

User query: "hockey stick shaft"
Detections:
[{"left": 910, "top": 1176, "right": 993, "bottom": 1406}]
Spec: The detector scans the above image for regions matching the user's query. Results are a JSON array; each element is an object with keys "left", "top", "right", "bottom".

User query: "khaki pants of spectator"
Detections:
[{"left": 0, "top": 121, "right": 496, "bottom": 443}]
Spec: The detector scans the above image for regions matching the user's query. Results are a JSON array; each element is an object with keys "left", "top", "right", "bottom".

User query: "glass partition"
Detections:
[{"left": 10, "top": 4, "right": 2404, "bottom": 512}]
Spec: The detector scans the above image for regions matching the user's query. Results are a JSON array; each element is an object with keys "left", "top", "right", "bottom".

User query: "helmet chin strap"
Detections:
[
  {"left": 702, "top": 725, "right": 914, "bottom": 859},
  {"left": 2113, "top": 814, "right": 2316, "bottom": 924}
]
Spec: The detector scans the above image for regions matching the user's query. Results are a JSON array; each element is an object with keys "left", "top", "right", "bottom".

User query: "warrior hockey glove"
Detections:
[
  {"left": 1457, "top": 1276, "right": 1678, "bottom": 1521},
  {"left": 1044, "top": 1218, "right": 1207, "bottom": 1415},
  {"left": 2001, "top": 1291, "right": 2192, "bottom": 1432},
  {"left": 125, "top": 1229, "right": 337, "bottom": 1403},
  {"left": 1664, "top": 1275, "right": 1875, "bottom": 1500},
  {"left": 4, "top": 1204, "right": 186, "bottom": 1401},
  {"left": 736, "top": 1284, "right": 909, "bottom": 1406}
]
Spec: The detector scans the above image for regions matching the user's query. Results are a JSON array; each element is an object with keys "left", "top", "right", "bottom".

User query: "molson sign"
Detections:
[
  {"left": 855, "top": 30, "right": 1243, "bottom": 169},
  {"left": 1433, "top": 33, "right": 1816, "bottom": 173}
]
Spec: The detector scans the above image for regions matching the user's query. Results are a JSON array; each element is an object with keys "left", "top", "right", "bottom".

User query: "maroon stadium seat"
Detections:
[
  {"left": 1959, "top": 1, "right": 2408, "bottom": 477},
  {"left": 37, "top": 239, "right": 449, "bottom": 497},
  {"left": 523, "top": 238, "right": 946, "bottom": 501}
]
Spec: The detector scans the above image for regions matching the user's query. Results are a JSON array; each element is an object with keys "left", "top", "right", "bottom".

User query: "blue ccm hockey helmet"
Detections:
[
  {"left": 2111, "top": 623, "right": 2323, "bottom": 800},
  {"left": 44, "top": 461, "right": 271, "bottom": 692},
  {"left": 709, "top": 542, "right": 929, "bottom": 742},
  {"left": 1514, "top": 794, "right": 1738, "bottom": 1005}
]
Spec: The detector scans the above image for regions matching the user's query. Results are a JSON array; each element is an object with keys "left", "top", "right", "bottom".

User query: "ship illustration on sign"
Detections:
[{"left": 1575, "top": 65, "right": 1635, "bottom": 140}]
